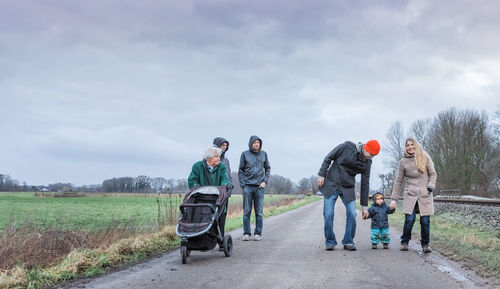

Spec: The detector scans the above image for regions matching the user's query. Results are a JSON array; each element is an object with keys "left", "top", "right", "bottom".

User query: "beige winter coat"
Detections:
[{"left": 391, "top": 153, "right": 437, "bottom": 216}]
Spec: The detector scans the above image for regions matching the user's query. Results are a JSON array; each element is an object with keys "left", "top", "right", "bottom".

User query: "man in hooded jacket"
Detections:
[
  {"left": 213, "top": 137, "right": 233, "bottom": 250},
  {"left": 238, "top": 135, "right": 271, "bottom": 241},
  {"left": 213, "top": 137, "right": 232, "bottom": 192}
]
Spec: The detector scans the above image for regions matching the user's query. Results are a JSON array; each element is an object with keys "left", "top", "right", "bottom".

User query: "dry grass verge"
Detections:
[
  {"left": 0, "top": 196, "right": 317, "bottom": 289},
  {"left": 0, "top": 226, "right": 178, "bottom": 289}
]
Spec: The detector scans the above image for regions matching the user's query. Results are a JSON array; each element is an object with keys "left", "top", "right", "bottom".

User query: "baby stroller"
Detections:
[{"left": 176, "top": 186, "right": 233, "bottom": 264}]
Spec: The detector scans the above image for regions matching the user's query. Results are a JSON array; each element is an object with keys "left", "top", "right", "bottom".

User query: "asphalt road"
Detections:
[{"left": 68, "top": 200, "right": 487, "bottom": 289}]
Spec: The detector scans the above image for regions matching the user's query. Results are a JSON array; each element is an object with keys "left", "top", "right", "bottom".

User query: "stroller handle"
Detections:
[{"left": 180, "top": 203, "right": 216, "bottom": 214}]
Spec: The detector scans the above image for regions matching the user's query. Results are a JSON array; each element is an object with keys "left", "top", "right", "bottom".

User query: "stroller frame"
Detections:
[{"left": 176, "top": 186, "right": 233, "bottom": 264}]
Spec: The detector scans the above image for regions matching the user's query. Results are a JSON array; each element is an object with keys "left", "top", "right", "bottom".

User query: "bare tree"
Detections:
[
  {"left": 297, "top": 178, "right": 311, "bottom": 194},
  {"left": 135, "top": 175, "right": 152, "bottom": 193},
  {"left": 378, "top": 171, "right": 395, "bottom": 197},
  {"left": 151, "top": 177, "right": 167, "bottom": 193},
  {"left": 409, "top": 118, "right": 432, "bottom": 149},
  {"left": 426, "top": 108, "right": 497, "bottom": 195},
  {"left": 383, "top": 121, "right": 405, "bottom": 172},
  {"left": 308, "top": 175, "right": 319, "bottom": 194},
  {"left": 267, "top": 174, "right": 294, "bottom": 194}
]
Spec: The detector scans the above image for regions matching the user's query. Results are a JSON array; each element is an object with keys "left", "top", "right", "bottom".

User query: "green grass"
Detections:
[
  {"left": 0, "top": 193, "right": 307, "bottom": 233},
  {"left": 0, "top": 192, "right": 171, "bottom": 232},
  {"left": 0, "top": 193, "right": 318, "bottom": 289}
]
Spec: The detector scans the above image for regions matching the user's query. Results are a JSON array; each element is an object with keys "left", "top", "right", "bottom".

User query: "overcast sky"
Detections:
[{"left": 1, "top": 0, "right": 499, "bottom": 189}]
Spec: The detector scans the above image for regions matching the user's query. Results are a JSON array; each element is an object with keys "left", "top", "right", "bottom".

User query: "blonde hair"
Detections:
[{"left": 404, "top": 138, "right": 427, "bottom": 174}]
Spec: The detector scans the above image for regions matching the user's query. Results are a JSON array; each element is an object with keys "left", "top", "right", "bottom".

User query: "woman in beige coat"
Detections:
[{"left": 390, "top": 138, "right": 437, "bottom": 253}]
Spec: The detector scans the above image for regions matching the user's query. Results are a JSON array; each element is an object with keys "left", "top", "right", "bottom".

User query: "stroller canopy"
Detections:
[{"left": 182, "top": 186, "right": 228, "bottom": 207}]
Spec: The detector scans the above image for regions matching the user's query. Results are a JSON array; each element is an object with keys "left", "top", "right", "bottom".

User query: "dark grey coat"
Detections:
[
  {"left": 238, "top": 135, "right": 271, "bottom": 187},
  {"left": 368, "top": 193, "right": 395, "bottom": 229},
  {"left": 318, "top": 141, "right": 372, "bottom": 206}
]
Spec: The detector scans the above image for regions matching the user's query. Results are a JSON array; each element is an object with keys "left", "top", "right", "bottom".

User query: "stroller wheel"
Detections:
[
  {"left": 223, "top": 234, "right": 233, "bottom": 257},
  {"left": 181, "top": 245, "right": 188, "bottom": 264}
]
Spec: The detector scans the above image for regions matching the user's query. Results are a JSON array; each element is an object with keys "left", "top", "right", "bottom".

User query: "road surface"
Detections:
[{"left": 68, "top": 200, "right": 488, "bottom": 289}]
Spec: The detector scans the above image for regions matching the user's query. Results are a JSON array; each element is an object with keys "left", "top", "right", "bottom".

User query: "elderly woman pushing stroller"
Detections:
[{"left": 187, "top": 146, "right": 232, "bottom": 250}]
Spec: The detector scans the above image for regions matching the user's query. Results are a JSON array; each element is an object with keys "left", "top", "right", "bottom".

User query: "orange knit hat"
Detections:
[{"left": 364, "top": 140, "right": 380, "bottom": 156}]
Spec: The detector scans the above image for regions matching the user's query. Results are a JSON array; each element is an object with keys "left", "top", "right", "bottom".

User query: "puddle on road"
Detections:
[{"left": 435, "top": 264, "right": 468, "bottom": 282}]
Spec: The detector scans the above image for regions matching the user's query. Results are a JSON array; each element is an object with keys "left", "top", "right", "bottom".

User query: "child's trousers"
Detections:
[{"left": 371, "top": 228, "right": 390, "bottom": 244}]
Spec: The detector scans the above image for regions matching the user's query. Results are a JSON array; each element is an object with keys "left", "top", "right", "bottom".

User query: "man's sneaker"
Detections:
[
  {"left": 325, "top": 245, "right": 335, "bottom": 251},
  {"left": 400, "top": 243, "right": 409, "bottom": 251},
  {"left": 372, "top": 244, "right": 377, "bottom": 249},
  {"left": 242, "top": 234, "right": 250, "bottom": 241},
  {"left": 253, "top": 234, "right": 262, "bottom": 241},
  {"left": 218, "top": 246, "right": 224, "bottom": 251},
  {"left": 343, "top": 245, "right": 357, "bottom": 251},
  {"left": 422, "top": 246, "right": 431, "bottom": 253},
  {"left": 383, "top": 243, "right": 389, "bottom": 249}
]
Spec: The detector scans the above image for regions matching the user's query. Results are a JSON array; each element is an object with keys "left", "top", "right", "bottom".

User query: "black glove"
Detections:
[{"left": 427, "top": 187, "right": 433, "bottom": 195}]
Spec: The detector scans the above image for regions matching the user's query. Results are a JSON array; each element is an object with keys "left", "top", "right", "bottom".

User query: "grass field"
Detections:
[
  {"left": 0, "top": 192, "right": 319, "bottom": 289},
  {"left": 0, "top": 192, "right": 298, "bottom": 233}
]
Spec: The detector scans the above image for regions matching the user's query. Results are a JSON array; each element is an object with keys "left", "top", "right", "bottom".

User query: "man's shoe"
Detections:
[
  {"left": 242, "top": 234, "right": 250, "bottom": 241},
  {"left": 343, "top": 245, "right": 357, "bottom": 251},
  {"left": 400, "top": 243, "right": 409, "bottom": 251},
  {"left": 253, "top": 234, "right": 262, "bottom": 241},
  {"left": 218, "top": 246, "right": 224, "bottom": 251},
  {"left": 422, "top": 246, "right": 431, "bottom": 253},
  {"left": 383, "top": 243, "right": 389, "bottom": 249},
  {"left": 325, "top": 245, "right": 335, "bottom": 251},
  {"left": 372, "top": 244, "right": 377, "bottom": 249}
]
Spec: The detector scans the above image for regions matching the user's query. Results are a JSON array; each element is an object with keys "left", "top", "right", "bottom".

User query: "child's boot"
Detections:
[
  {"left": 383, "top": 243, "right": 389, "bottom": 249},
  {"left": 371, "top": 243, "right": 377, "bottom": 249}
]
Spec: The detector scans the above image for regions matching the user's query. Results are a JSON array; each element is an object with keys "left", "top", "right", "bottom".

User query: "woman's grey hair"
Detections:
[{"left": 203, "top": 147, "right": 221, "bottom": 160}]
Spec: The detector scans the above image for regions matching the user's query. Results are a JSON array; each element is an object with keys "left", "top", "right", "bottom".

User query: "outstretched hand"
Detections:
[{"left": 390, "top": 200, "right": 397, "bottom": 210}]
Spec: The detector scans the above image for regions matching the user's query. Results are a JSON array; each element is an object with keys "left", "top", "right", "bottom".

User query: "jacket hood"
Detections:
[
  {"left": 213, "top": 137, "right": 229, "bottom": 151},
  {"left": 371, "top": 191, "right": 385, "bottom": 204},
  {"left": 248, "top": 135, "right": 262, "bottom": 152},
  {"left": 213, "top": 137, "right": 229, "bottom": 159}
]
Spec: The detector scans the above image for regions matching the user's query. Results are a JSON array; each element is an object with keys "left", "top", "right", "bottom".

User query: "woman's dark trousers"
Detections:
[{"left": 401, "top": 204, "right": 430, "bottom": 246}]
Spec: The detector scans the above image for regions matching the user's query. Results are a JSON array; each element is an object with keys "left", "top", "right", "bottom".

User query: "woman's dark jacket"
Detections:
[{"left": 318, "top": 141, "right": 372, "bottom": 206}]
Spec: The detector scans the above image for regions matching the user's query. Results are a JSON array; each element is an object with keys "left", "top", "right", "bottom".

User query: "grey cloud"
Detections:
[{"left": 1, "top": 0, "right": 499, "bottom": 186}]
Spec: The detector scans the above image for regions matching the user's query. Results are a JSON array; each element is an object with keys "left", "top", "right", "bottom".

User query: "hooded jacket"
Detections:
[
  {"left": 318, "top": 141, "right": 372, "bottom": 206},
  {"left": 187, "top": 160, "right": 230, "bottom": 190},
  {"left": 238, "top": 135, "right": 271, "bottom": 187},
  {"left": 368, "top": 192, "right": 395, "bottom": 229},
  {"left": 213, "top": 137, "right": 232, "bottom": 183}
]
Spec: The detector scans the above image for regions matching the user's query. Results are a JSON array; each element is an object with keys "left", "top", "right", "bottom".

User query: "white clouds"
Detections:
[
  {"left": 36, "top": 125, "right": 195, "bottom": 164},
  {"left": 1, "top": 0, "right": 499, "bottom": 188}
]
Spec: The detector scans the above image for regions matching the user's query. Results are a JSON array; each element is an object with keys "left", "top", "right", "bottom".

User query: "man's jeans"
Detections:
[
  {"left": 243, "top": 185, "right": 264, "bottom": 235},
  {"left": 323, "top": 192, "right": 357, "bottom": 247},
  {"left": 401, "top": 205, "right": 431, "bottom": 246}
]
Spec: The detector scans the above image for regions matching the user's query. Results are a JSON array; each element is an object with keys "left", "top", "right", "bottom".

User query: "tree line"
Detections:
[
  {"left": 380, "top": 107, "right": 499, "bottom": 198},
  {"left": 0, "top": 172, "right": 319, "bottom": 195}
]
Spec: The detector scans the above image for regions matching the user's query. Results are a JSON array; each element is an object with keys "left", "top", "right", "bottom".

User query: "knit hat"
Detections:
[{"left": 364, "top": 140, "right": 380, "bottom": 156}]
